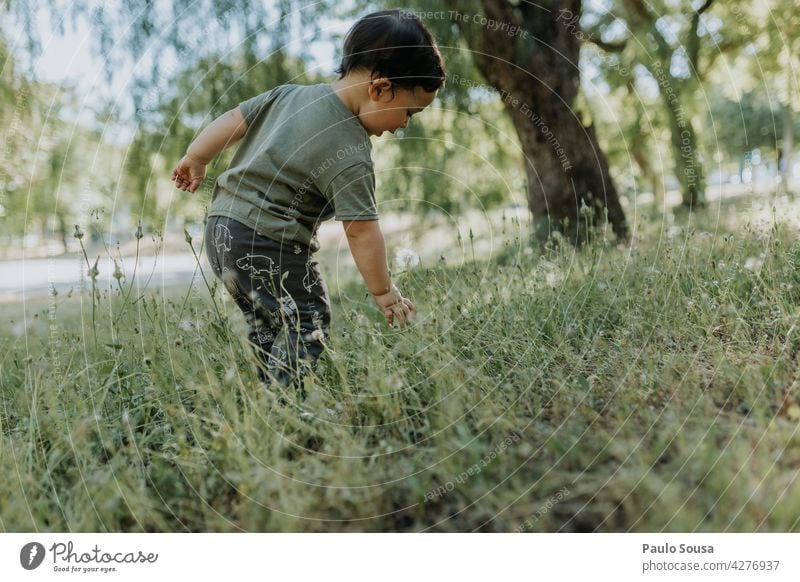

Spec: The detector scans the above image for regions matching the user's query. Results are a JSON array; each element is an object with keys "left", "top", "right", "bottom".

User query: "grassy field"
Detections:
[{"left": 2, "top": 196, "right": 800, "bottom": 532}]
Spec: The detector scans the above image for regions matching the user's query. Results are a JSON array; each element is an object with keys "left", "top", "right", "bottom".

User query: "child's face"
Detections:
[{"left": 359, "top": 79, "right": 437, "bottom": 137}]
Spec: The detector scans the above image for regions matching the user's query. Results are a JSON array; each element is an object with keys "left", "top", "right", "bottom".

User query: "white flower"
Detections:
[
  {"left": 178, "top": 319, "right": 202, "bottom": 331},
  {"left": 394, "top": 248, "right": 420, "bottom": 269},
  {"left": 744, "top": 257, "right": 763, "bottom": 271},
  {"left": 311, "top": 329, "right": 325, "bottom": 342},
  {"left": 544, "top": 270, "right": 563, "bottom": 287}
]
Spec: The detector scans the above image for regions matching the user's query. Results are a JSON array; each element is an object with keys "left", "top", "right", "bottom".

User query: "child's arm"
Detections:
[
  {"left": 343, "top": 219, "right": 415, "bottom": 327},
  {"left": 171, "top": 107, "right": 248, "bottom": 192}
]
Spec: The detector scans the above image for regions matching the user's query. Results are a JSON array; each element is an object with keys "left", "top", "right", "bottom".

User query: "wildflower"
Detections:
[
  {"left": 545, "top": 270, "right": 563, "bottom": 286},
  {"left": 311, "top": 329, "right": 325, "bottom": 342},
  {"left": 112, "top": 260, "right": 124, "bottom": 281},
  {"left": 224, "top": 367, "right": 236, "bottom": 382},
  {"left": 73, "top": 225, "right": 84, "bottom": 240},
  {"left": 744, "top": 257, "right": 763, "bottom": 271},
  {"left": 179, "top": 319, "right": 194, "bottom": 331},
  {"left": 135, "top": 222, "right": 143, "bottom": 240},
  {"left": 387, "top": 373, "right": 403, "bottom": 390},
  {"left": 394, "top": 248, "right": 420, "bottom": 269}
]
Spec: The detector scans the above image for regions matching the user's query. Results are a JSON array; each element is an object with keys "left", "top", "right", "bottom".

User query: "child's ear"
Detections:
[{"left": 368, "top": 77, "right": 395, "bottom": 102}]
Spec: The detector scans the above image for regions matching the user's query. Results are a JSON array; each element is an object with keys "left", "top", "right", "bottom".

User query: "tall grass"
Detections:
[{"left": 2, "top": 201, "right": 800, "bottom": 532}]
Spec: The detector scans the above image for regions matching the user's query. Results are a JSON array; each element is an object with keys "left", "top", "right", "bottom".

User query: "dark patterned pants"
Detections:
[{"left": 204, "top": 215, "right": 331, "bottom": 391}]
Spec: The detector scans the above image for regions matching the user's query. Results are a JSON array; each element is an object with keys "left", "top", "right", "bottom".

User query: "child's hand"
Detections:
[
  {"left": 170, "top": 154, "right": 207, "bottom": 192},
  {"left": 372, "top": 284, "right": 416, "bottom": 328}
]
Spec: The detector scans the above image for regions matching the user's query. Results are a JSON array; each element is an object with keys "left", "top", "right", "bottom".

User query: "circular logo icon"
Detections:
[{"left": 20, "top": 542, "right": 46, "bottom": 570}]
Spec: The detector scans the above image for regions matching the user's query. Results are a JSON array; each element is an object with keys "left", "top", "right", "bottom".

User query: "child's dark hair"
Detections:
[{"left": 335, "top": 9, "right": 446, "bottom": 93}]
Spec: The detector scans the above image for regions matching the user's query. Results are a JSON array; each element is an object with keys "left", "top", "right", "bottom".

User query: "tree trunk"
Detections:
[
  {"left": 57, "top": 210, "right": 68, "bottom": 254},
  {"left": 509, "top": 91, "right": 627, "bottom": 245},
  {"left": 661, "top": 85, "right": 705, "bottom": 208},
  {"left": 782, "top": 101, "right": 794, "bottom": 192},
  {"left": 447, "top": 0, "right": 628, "bottom": 247}
]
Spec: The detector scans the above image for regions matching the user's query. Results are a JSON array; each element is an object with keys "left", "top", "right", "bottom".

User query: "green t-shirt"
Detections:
[{"left": 207, "top": 83, "right": 377, "bottom": 253}]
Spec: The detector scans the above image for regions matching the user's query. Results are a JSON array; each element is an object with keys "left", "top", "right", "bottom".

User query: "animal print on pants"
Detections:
[{"left": 204, "top": 215, "right": 331, "bottom": 392}]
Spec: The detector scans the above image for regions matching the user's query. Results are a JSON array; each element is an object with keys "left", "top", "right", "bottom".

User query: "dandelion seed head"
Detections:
[
  {"left": 394, "top": 248, "right": 420, "bottom": 270},
  {"left": 179, "top": 319, "right": 195, "bottom": 331},
  {"left": 744, "top": 257, "right": 763, "bottom": 271}
]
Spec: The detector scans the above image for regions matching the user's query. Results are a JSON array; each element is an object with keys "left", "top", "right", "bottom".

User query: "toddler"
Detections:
[{"left": 170, "top": 9, "right": 445, "bottom": 389}]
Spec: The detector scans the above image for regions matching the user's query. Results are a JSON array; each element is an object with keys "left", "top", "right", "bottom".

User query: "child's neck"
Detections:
[{"left": 329, "top": 71, "right": 371, "bottom": 117}]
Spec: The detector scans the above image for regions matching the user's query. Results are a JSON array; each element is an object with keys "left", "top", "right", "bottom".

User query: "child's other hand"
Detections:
[
  {"left": 170, "top": 155, "right": 207, "bottom": 192},
  {"left": 372, "top": 284, "right": 416, "bottom": 328}
]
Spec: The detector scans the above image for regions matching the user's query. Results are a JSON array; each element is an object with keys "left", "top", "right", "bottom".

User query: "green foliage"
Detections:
[
  {"left": 375, "top": 98, "right": 524, "bottom": 216},
  {"left": 3, "top": 200, "right": 800, "bottom": 531},
  {"left": 0, "top": 46, "right": 121, "bottom": 241},
  {"left": 705, "top": 90, "right": 799, "bottom": 159}
]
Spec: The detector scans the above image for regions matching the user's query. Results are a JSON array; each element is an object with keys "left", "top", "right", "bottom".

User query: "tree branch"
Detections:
[
  {"left": 688, "top": 0, "right": 715, "bottom": 74},
  {"left": 584, "top": 30, "right": 627, "bottom": 53},
  {"left": 622, "top": 0, "right": 671, "bottom": 52},
  {"left": 697, "top": 0, "right": 714, "bottom": 15}
]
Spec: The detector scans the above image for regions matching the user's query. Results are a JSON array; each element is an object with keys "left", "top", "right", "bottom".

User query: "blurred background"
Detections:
[{"left": 0, "top": 0, "right": 797, "bottom": 298}]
